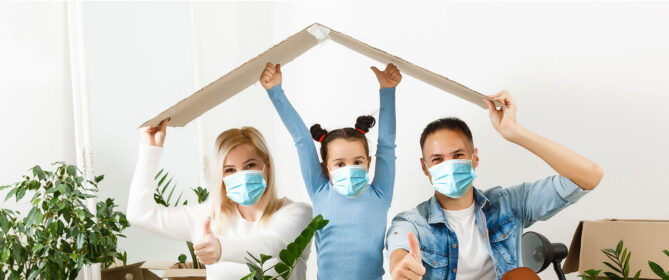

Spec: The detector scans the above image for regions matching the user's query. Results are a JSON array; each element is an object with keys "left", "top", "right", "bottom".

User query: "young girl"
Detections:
[
  {"left": 260, "top": 63, "right": 401, "bottom": 279},
  {"left": 127, "top": 120, "right": 313, "bottom": 279}
]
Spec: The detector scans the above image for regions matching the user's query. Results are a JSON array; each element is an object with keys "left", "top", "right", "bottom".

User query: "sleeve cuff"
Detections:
[
  {"left": 380, "top": 87, "right": 395, "bottom": 95},
  {"left": 267, "top": 84, "right": 283, "bottom": 95},
  {"left": 385, "top": 225, "right": 412, "bottom": 256},
  {"left": 554, "top": 175, "right": 590, "bottom": 203},
  {"left": 138, "top": 142, "right": 163, "bottom": 164}
]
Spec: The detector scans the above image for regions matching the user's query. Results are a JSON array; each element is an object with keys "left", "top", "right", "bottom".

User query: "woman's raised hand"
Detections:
[{"left": 141, "top": 118, "right": 169, "bottom": 147}]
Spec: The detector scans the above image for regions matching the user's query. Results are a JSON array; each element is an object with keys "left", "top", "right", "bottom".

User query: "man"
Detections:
[{"left": 385, "top": 91, "right": 604, "bottom": 280}]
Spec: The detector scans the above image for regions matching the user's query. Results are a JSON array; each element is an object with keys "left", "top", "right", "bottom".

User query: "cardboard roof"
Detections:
[{"left": 140, "top": 23, "right": 500, "bottom": 128}]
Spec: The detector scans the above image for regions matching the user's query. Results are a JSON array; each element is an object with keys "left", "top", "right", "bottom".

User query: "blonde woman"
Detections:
[{"left": 127, "top": 119, "right": 313, "bottom": 279}]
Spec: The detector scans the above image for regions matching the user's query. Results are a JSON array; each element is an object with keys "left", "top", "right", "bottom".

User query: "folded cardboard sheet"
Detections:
[{"left": 140, "top": 23, "right": 500, "bottom": 128}]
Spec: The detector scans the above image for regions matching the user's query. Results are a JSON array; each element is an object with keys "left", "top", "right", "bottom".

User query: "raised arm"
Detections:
[
  {"left": 126, "top": 119, "right": 205, "bottom": 241},
  {"left": 483, "top": 91, "right": 604, "bottom": 190},
  {"left": 260, "top": 63, "right": 329, "bottom": 197},
  {"left": 369, "top": 64, "right": 400, "bottom": 201}
]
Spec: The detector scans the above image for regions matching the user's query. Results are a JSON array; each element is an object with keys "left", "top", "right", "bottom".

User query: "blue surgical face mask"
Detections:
[
  {"left": 329, "top": 165, "right": 370, "bottom": 198},
  {"left": 426, "top": 154, "right": 476, "bottom": 198},
  {"left": 223, "top": 168, "right": 267, "bottom": 206}
]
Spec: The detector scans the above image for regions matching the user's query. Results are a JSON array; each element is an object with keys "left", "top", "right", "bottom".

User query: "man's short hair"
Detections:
[{"left": 419, "top": 117, "right": 474, "bottom": 150}]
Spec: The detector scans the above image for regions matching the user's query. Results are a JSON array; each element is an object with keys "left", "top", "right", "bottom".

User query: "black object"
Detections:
[{"left": 521, "top": 231, "right": 568, "bottom": 280}]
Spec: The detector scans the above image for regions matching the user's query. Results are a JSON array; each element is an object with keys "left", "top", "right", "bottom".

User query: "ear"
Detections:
[
  {"left": 420, "top": 158, "right": 430, "bottom": 177},
  {"left": 472, "top": 148, "right": 480, "bottom": 169},
  {"left": 321, "top": 162, "right": 333, "bottom": 183},
  {"left": 367, "top": 156, "right": 372, "bottom": 171}
]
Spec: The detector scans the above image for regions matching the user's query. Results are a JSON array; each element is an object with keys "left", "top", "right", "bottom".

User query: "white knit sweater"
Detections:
[{"left": 127, "top": 143, "right": 313, "bottom": 279}]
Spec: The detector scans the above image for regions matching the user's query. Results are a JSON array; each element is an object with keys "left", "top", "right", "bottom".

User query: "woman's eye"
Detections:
[
  {"left": 247, "top": 163, "right": 256, "bottom": 169},
  {"left": 225, "top": 168, "right": 235, "bottom": 174}
]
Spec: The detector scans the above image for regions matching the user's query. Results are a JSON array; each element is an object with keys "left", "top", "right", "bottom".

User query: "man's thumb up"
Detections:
[
  {"left": 408, "top": 231, "right": 422, "bottom": 260},
  {"left": 371, "top": 66, "right": 382, "bottom": 78},
  {"left": 194, "top": 217, "right": 221, "bottom": 265}
]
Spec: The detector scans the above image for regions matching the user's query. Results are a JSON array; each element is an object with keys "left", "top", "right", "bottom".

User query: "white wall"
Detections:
[
  {"left": 2, "top": 2, "right": 669, "bottom": 280},
  {"left": 0, "top": 2, "right": 75, "bottom": 213}
]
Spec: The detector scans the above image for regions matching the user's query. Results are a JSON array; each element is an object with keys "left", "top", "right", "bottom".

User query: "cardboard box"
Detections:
[
  {"left": 563, "top": 219, "right": 669, "bottom": 279},
  {"left": 101, "top": 261, "right": 161, "bottom": 280},
  {"left": 141, "top": 261, "right": 206, "bottom": 280},
  {"left": 140, "top": 23, "right": 502, "bottom": 128}
]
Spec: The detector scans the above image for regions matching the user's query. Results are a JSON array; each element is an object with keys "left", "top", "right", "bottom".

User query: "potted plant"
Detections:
[
  {"left": 241, "top": 215, "right": 329, "bottom": 280},
  {"left": 0, "top": 163, "right": 130, "bottom": 280}
]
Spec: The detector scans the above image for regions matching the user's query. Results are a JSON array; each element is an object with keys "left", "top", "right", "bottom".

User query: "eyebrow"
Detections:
[
  {"left": 223, "top": 158, "right": 257, "bottom": 168},
  {"left": 429, "top": 149, "right": 465, "bottom": 159},
  {"left": 331, "top": 156, "right": 366, "bottom": 162}
]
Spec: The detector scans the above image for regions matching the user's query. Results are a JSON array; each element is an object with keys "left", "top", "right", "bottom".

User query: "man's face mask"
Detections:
[{"left": 425, "top": 153, "right": 476, "bottom": 198}]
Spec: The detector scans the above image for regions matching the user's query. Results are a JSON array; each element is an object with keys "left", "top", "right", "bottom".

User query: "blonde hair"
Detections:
[{"left": 208, "top": 127, "right": 282, "bottom": 235}]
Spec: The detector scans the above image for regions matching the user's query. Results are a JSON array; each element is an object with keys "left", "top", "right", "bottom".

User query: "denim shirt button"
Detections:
[
  {"left": 433, "top": 261, "right": 437, "bottom": 266},
  {"left": 452, "top": 268, "right": 457, "bottom": 273},
  {"left": 503, "top": 233, "right": 507, "bottom": 238},
  {"left": 451, "top": 243, "right": 457, "bottom": 248}
]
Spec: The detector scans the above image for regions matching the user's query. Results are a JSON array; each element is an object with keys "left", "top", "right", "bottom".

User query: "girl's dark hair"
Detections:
[{"left": 309, "top": 115, "right": 376, "bottom": 162}]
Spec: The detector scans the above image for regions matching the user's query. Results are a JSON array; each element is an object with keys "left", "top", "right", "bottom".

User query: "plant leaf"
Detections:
[
  {"left": 241, "top": 271, "right": 256, "bottom": 280},
  {"left": 604, "top": 262, "right": 622, "bottom": 274},
  {"left": 650, "top": 261, "right": 666, "bottom": 278},
  {"left": 260, "top": 254, "right": 272, "bottom": 266},
  {"left": 616, "top": 240, "right": 624, "bottom": 255}
]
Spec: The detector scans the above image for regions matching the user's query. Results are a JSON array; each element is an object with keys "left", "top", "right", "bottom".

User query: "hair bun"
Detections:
[
  {"left": 310, "top": 124, "right": 328, "bottom": 142},
  {"left": 355, "top": 115, "right": 376, "bottom": 133}
]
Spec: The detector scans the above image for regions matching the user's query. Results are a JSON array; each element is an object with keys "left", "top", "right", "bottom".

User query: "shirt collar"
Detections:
[{"left": 426, "top": 187, "right": 491, "bottom": 225}]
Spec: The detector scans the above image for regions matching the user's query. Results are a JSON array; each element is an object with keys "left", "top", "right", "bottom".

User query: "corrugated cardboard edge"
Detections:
[
  {"left": 324, "top": 23, "right": 496, "bottom": 109},
  {"left": 140, "top": 23, "right": 501, "bottom": 128},
  {"left": 139, "top": 24, "right": 320, "bottom": 128},
  {"left": 562, "top": 220, "right": 584, "bottom": 273}
]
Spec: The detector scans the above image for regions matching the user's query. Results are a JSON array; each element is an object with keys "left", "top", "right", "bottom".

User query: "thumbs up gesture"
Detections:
[
  {"left": 260, "top": 62, "right": 282, "bottom": 90},
  {"left": 193, "top": 217, "right": 221, "bottom": 265},
  {"left": 371, "top": 63, "right": 402, "bottom": 89},
  {"left": 390, "top": 232, "right": 426, "bottom": 280}
]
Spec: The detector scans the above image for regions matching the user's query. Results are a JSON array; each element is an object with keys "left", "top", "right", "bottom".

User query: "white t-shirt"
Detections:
[
  {"left": 443, "top": 202, "right": 496, "bottom": 280},
  {"left": 127, "top": 143, "right": 313, "bottom": 279}
]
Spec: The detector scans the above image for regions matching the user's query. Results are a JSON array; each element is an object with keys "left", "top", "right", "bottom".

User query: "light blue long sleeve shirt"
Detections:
[{"left": 267, "top": 84, "right": 396, "bottom": 280}]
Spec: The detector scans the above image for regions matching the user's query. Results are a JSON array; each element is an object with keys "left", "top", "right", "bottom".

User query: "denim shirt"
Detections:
[{"left": 385, "top": 175, "right": 589, "bottom": 280}]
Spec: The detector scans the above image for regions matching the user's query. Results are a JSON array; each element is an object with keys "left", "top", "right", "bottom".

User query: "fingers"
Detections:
[
  {"left": 193, "top": 239, "right": 206, "bottom": 250},
  {"left": 275, "top": 63, "right": 281, "bottom": 74},
  {"left": 159, "top": 118, "right": 169, "bottom": 133},
  {"left": 371, "top": 66, "right": 381, "bottom": 75},
  {"left": 407, "top": 231, "right": 421, "bottom": 259},
  {"left": 203, "top": 217, "right": 212, "bottom": 236}
]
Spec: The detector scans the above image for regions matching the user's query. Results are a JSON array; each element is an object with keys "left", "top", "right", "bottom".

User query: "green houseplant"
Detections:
[
  {"left": 241, "top": 215, "right": 329, "bottom": 280},
  {"left": 648, "top": 250, "right": 669, "bottom": 280},
  {"left": 0, "top": 163, "right": 129, "bottom": 280},
  {"left": 153, "top": 169, "right": 209, "bottom": 269},
  {"left": 579, "top": 240, "right": 669, "bottom": 280}
]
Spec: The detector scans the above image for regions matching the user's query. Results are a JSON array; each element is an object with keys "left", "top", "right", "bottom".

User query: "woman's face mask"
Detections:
[{"left": 223, "top": 165, "right": 267, "bottom": 206}]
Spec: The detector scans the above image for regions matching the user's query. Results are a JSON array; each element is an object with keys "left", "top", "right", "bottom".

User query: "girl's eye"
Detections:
[
  {"left": 354, "top": 161, "right": 363, "bottom": 165},
  {"left": 246, "top": 163, "right": 256, "bottom": 169},
  {"left": 336, "top": 163, "right": 344, "bottom": 167}
]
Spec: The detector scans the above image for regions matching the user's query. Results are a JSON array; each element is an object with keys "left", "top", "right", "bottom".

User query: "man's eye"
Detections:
[{"left": 432, "top": 158, "right": 443, "bottom": 163}]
